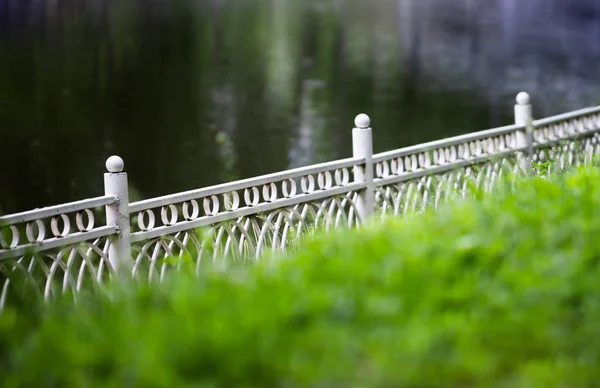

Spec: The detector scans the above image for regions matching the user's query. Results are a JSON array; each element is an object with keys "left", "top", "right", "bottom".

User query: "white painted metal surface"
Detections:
[
  {"left": 352, "top": 113, "right": 374, "bottom": 222},
  {"left": 104, "top": 155, "right": 132, "bottom": 271}
]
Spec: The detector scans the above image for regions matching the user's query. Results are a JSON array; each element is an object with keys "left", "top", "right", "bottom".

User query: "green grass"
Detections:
[{"left": 3, "top": 165, "right": 600, "bottom": 387}]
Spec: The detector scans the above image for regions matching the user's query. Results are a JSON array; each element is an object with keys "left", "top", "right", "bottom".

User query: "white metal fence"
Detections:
[{"left": 1, "top": 92, "right": 600, "bottom": 309}]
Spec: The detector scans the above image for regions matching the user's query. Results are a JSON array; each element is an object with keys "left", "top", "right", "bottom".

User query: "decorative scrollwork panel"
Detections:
[
  {"left": 129, "top": 165, "right": 358, "bottom": 234},
  {"left": 0, "top": 236, "right": 114, "bottom": 310},
  {"left": 533, "top": 111, "right": 600, "bottom": 145},
  {"left": 532, "top": 132, "right": 600, "bottom": 173},
  {"left": 0, "top": 207, "right": 108, "bottom": 252},
  {"left": 375, "top": 156, "right": 521, "bottom": 220},
  {"left": 0, "top": 198, "right": 118, "bottom": 312},
  {"left": 130, "top": 191, "right": 362, "bottom": 282}
]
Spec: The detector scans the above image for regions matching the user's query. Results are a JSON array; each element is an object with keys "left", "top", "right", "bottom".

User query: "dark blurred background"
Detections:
[{"left": 1, "top": 0, "right": 598, "bottom": 213}]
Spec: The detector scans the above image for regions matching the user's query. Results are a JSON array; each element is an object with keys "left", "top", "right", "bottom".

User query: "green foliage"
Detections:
[
  {"left": 4, "top": 166, "right": 600, "bottom": 386},
  {"left": 532, "top": 159, "right": 552, "bottom": 175}
]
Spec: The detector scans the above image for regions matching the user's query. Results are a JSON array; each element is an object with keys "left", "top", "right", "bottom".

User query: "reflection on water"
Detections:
[{"left": 0, "top": 0, "right": 598, "bottom": 213}]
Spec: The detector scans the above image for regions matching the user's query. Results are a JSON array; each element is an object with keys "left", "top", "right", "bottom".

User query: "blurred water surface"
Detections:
[{"left": 0, "top": 0, "right": 598, "bottom": 212}]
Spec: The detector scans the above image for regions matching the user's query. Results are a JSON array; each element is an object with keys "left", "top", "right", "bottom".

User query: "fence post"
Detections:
[
  {"left": 104, "top": 155, "right": 132, "bottom": 272},
  {"left": 353, "top": 114, "right": 375, "bottom": 223},
  {"left": 514, "top": 91, "right": 533, "bottom": 173}
]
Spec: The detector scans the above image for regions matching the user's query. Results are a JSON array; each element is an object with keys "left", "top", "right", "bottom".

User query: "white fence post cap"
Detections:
[
  {"left": 106, "top": 155, "right": 124, "bottom": 173},
  {"left": 354, "top": 113, "right": 371, "bottom": 129},
  {"left": 516, "top": 92, "right": 530, "bottom": 105}
]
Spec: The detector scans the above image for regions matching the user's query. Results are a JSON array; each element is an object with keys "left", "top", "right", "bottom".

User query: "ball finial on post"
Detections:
[
  {"left": 516, "top": 91, "right": 530, "bottom": 105},
  {"left": 354, "top": 113, "right": 371, "bottom": 129},
  {"left": 105, "top": 155, "right": 124, "bottom": 173}
]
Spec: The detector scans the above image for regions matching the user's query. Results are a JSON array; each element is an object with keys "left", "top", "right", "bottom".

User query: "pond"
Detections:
[{"left": 0, "top": 0, "right": 598, "bottom": 213}]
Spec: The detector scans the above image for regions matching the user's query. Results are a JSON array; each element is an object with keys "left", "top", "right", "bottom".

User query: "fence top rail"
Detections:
[
  {"left": 372, "top": 123, "right": 524, "bottom": 163},
  {"left": 129, "top": 156, "right": 365, "bottom": 213},
  {"left": 533, "top": 105, "right": 600, "bottom": 127},
  {"left": 0, "top": 195, "right": 117, "bottom": 227}
]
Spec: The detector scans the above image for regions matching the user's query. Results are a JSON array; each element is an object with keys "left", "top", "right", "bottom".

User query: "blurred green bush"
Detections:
[{"left": 3, "top": 166, "right": 600, "bottom": 387}]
